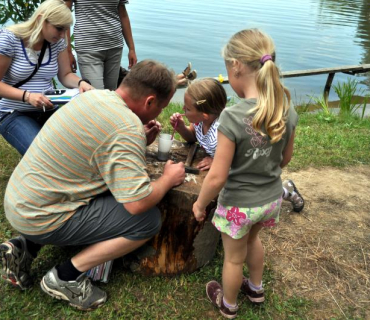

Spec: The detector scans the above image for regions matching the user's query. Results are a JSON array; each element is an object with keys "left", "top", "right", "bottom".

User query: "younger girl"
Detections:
[
  {"left": 193, "top": 29, "right": 298, "bottom": 319},
  {"left": 170, "top": 78, "right": 227, "bottom": 171}
]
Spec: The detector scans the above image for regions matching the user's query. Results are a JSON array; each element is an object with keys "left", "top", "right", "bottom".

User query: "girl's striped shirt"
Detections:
[{"left": 193, "top": 119, "right": 219, "bottom": 157}]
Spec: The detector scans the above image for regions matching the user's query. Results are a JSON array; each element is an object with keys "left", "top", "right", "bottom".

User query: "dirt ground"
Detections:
[{"left": 262, "top": 166, "right": 370, "bottom": 319}]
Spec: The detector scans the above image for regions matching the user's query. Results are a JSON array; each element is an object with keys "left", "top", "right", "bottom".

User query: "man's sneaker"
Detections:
[
  {"left": 0, "top": 235, "right": 34, "bottom": 290},
  {"left": 240, "top": 277, "right": 265, "bottom": 304},
  {"left": 40, "top": 267, "right": 107, "bottom": 311},
  {"left": 206, "top": 280, "right": 238, "bottom": 319},
  {"left": 283, "top": 179, "right": 305, "bottom": 212}
]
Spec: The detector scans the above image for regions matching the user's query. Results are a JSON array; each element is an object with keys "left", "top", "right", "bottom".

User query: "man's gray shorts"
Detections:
[{"left": 23, "top": 193, "right": 162, "bottom": 246}]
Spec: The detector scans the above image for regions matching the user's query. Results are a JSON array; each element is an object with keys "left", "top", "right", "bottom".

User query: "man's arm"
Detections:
[
  {"left": 64, "top": 0, "right": 77, "bottom": 72},
  {"left": 118, "top": 4, "right": 137, "bottom": 69},
  {"left": 124, "top": 161, "right": 185, "bottom": 214}
]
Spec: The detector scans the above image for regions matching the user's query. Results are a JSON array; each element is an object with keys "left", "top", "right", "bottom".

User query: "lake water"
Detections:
[{"left": 126, "top": 0, "right": 370, "bottom": 103}]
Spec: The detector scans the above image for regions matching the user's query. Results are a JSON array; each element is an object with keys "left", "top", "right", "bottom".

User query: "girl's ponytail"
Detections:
[
  {"left": 255, "top": 54, "right": 290, "bottom": 143},
  {"left": 222, "top": 29, "right": 290, "bottom": 143}
]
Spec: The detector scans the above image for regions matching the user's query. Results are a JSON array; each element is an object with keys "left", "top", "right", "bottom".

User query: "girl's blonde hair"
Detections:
[
  {"left": 186, "top": 78, "right": 227, "bottom": 116},
  {"left": 7, "top": 0, "right": 72, "bottom": 49},
  {"left": 222, "top": 29, "right": 291, "bottom": 143}
]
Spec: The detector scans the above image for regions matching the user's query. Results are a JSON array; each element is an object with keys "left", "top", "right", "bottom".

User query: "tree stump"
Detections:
[{"left": 123, "top": 141, "right": 220, "bottom": 275}]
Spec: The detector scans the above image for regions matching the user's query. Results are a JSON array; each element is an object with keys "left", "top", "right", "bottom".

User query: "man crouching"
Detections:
[{"left": 0, "top": 60, "right": 185, "bottom": 310}]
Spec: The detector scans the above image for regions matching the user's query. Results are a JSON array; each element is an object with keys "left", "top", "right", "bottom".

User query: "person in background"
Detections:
[
  {"left": 65, "top": 0, "right": 137, "bottom": 90},
  {"left": 0, "top": 60, "right": 185, "bottom": 310},
  {"left": 0, "top": 0, "right": 93, "bottom": 156},
  {"left": 192, "top": 29, "right": 299, "bottom": 319}
]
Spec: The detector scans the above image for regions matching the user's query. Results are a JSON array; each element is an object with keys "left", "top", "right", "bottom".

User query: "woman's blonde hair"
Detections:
[
  {"left": 222, "top": 28, "right": 291, "bottom": 143},
  {"left": 186, "top": 78, "right": 227, "bottom": 116},
  {"left": 7, "top": 0, "right": 72, "bottom": 48}
]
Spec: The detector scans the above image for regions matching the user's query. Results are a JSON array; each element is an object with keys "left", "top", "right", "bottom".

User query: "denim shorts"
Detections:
[{"left": 212, "top": 197, "right": 282, "bottom": 239}]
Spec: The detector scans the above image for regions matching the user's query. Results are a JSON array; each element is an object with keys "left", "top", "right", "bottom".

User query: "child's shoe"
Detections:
[
  {"left": 240, "top": 277, "right": 265, "bottom": 304},
  {"left": 282, "top": 179, "right": 305, "bottom": 212},
  {"left": 206, "top": 280, "right": 238, "bottom": 319}
]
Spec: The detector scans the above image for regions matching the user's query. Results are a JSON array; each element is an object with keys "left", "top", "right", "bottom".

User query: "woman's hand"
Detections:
[
  {"left": 193, "top": 201, "right": 207, "bottom": 222},
  {"left": 78, "top": 80, "right": 94, "bottom": 93},
  {"left": 197, "top": 156, "right": 213, "bottom": 171},
  {"left": 128, "top": 49, "right": 137, "bottom": 69},
  {"left": 27, "top": 92, "right": 53, "bottom": 110}
]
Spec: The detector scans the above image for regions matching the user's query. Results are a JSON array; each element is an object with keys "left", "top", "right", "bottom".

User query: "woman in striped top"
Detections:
[
  {"left": 0, "top": 0, "right": 93, "bottom": 155},
  {"left": 65, "top": 0, "right": 137, "bottom": 90},
  {"left": 170, "top": 78, "right": 227, "bottom": 171}
]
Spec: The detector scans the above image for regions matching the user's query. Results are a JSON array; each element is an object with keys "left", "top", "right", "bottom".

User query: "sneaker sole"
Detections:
[
  {"left": 40, "top": 277, "right": 107, "bottom": 311},
  {"left": 220, "top": 310, "right": 237, "bottom": 319},
  {"left": 0, "top": 243, "right": 29, "bottom": 290},
  {"left": 205, "top": 280, "right": 218, "bottom": 306},
  {"left": 246, "top": 294, "right": 265, "bottom": 304}
]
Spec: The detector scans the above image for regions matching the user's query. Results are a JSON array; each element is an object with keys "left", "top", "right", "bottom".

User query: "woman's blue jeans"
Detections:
[{"left": 0, "top": 109, "right": 57, "bottom": 156}]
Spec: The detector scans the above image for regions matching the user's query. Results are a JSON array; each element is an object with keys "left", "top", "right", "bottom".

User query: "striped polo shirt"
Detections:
[
  {"left": 0, "top": 29, "right": 67, "bottom": 112},
  {"left": 4, "top": 89, "right": 152, "bottom": 235},
  {"left": 73, "top": 0, "right": 129, "bottom": 52},
  {"left": 193, "top": 119, "right": 219, "bottom": 157}
]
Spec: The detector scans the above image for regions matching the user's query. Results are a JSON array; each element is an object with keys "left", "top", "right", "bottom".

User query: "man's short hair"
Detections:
[{"left": 121, "top": 60, "right": 177, "bottom": 103}]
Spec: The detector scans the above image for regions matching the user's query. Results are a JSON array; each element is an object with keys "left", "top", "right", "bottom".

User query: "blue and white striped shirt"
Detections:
[
  {"left": 0, "top": 29, "right": 67, "bottom": 112},
  {"left": 193, "top": 119, "right": 219, "bottom": 158}
]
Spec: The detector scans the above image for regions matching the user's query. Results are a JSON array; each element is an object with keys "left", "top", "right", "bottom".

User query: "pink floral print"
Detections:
[
  {"left": 261, "top": 218, "right": 276, "bottom": 227},
  {"left": 226, "top": 207, "right": 247, "bottom": 226}
]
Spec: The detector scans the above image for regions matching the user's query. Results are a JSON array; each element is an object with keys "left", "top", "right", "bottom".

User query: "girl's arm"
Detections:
[
  {"left": 280, "top": 128, "right": 295, "bottom": 168},
  {"left": 170, "top": 113, "right": 197, "bottom": 143},
  {"left": 57, "top": 49, "right": 93, "bottom": 93},
  {"left": 193, "top": 131, "right": 235, "bottom": 221}
]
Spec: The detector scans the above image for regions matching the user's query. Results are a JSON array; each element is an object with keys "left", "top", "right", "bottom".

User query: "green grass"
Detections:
[{"left": 0, "top": 104, "right": 369, "bottom": 319}]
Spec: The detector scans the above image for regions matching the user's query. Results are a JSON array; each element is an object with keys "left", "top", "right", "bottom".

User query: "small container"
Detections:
[{"left": 157, "top": 133, "right": 173, "bottom": 161}]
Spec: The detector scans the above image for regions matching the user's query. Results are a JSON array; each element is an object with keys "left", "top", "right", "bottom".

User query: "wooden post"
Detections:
[{"left": 324, "top": 72, "right": 335, "bottom": 105}]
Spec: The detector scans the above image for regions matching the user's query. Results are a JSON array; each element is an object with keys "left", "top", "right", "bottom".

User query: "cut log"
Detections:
[{"left": 122, "top": 141, "right": 220, "bottom": 275}]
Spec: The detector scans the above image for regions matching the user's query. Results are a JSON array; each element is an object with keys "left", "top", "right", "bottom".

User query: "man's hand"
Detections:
[
  {"left": 162, "top": 160, "right": 185, "bottom": 188},
  {"left": 144, "top": 120, "right": 162, "bottom": 145}
]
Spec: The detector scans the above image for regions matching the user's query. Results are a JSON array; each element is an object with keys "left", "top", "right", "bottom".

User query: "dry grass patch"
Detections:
[{"left": 261, "top": 166, "right": 370, "bottom": 319}]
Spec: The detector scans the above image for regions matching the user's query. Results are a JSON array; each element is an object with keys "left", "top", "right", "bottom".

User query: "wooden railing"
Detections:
[{"left": 215, "top": 64, "right": 370, "bottom": 103}]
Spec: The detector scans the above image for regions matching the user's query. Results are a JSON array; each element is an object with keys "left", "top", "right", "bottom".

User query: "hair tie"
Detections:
[{"left": 260, "top": 55, "right": 272, "bottom": 65}]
